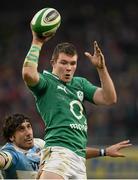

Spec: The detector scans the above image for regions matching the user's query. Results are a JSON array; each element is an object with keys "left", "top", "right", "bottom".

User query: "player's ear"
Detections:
[
  {"left": 9, "top": 136, "right": 14, "bottom": 142},
  {"left": 50, "top": 59, "right": 56, "bottom": 66}
]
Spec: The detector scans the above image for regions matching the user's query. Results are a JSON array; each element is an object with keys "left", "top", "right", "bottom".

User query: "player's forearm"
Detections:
[
  {"left": 32, "top": 37, "right": 44, "bottom": 47},
  {"left": 97, "top": 66, "right": 117, "bottom": 105},
  {"left": 22, "top": 41, "right": 41, "bottom": 86},
  {"left": 86, "top": 147, "right": 100, "bottom": 159},
  {"left": 86, "top": 147, "right": 106, "bottom": 159}
]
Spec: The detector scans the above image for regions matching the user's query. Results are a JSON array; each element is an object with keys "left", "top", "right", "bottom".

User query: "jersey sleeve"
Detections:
[
  {"left": 0, "top": 151, "right": 13, "bottom": 170},
  {"left": 82, "top": 78, "right": 98, "bottom": 103},
  {"left": 28, "top": 73, "right": 47, "bottom": 97}
]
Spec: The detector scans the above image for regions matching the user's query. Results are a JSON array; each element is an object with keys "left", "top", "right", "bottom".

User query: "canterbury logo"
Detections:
[{"left": 44, "top": 10, "right": 59, "bottom": 22}]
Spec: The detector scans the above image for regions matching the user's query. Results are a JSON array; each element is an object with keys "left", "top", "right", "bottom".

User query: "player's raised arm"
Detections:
[
  {"left": 22, "top": 31, "right": 54, "bottom": 87},
  {"left": 22, "top": 31, "right": 42, "bottom": 87},
  {"left": 86, "top": 140, "right": 132, "bottom": 159},
  {"left": 85, "top": 41, "right": 117, "bottom": 105},
  {"left": 22, "top": 8, "right": 60, "bottom": 87}
]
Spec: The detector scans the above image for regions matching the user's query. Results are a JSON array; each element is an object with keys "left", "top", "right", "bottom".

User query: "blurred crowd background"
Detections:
[{"left": 0, "top": 0, "right": 137, "bottom": 146}]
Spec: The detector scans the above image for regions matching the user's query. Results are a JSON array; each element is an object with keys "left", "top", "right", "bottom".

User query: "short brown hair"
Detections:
[{"left": 52, "top": 42, "right": 78, "bottom": 61}]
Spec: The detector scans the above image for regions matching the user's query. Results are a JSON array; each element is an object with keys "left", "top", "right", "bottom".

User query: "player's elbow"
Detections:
[
  {"left": 111, "top": 93, "right": 117, "bottom": 104},
  {"left": 22, "top": 67, "right": 39, "bottom": 85},
  {"left": 22, "top": 68, "right": 31, "bottom": 81},
  {"left": 106, "top": 95, "right": 117, "bottom": 105},
  {"left": 112, "top": 96, "right": 117, "bottom": 104}
]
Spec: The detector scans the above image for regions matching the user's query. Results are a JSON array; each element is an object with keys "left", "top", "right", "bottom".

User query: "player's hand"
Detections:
[
  {"left": 106, "top": 140, "right": 132, "bottom": 158},
  {"left": 85, "top": 41, "right": 105, "bottom": 69},
  {"left": 30, "top": 20, "right": 55, "bottom": 45},
  {"left": 32, "top": 31, "right": 55, "bottom": 43}
]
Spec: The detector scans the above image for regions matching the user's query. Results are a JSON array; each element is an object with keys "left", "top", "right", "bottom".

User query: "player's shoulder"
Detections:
[
  {"left": 42, "top": 70, "right": 50, "bottom": 76},
  {"left": 42, "top": 70, "right": 60, "bottom": 81},
  {"left": 1, "top": 143, "right": 15, "bottom": 151},
  {"left": 42, "top": 70, "right": 53, "bottom": 77},
  {"left": 34, "top": 138, "right": 45, "bottom": 149},
  {"left": 72, "top": 76, "right": 88, "bottom": 85},
  {"left": 1, "top": 143, "right": 23, "bottom": 159},
  {"left": 0, "top": 143, "right": 14, "bottom": 169},
  {"left": 73, "top": 76, "right": 86, "bottom": 81}
]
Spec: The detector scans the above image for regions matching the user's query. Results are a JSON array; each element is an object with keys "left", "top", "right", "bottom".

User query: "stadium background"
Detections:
[{"left": 0, "top": 0, "right": 137, "bottom": 178}]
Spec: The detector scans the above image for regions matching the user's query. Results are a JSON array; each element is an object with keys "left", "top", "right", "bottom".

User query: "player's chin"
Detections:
[
  {"left": 25, "top": 140, "right": 34, "bottom": 148},
  {"left": 62, "top": 79, "right": 71, "bottom": 83},
  {"left": 65, "top": 79, "right": 71, "bottom": 83},
  {"left": 63, "top": 76, "right": 72, "bottom": 82},
  {"left": 25, "top": 142, "right": 34, "bottom": 149}
]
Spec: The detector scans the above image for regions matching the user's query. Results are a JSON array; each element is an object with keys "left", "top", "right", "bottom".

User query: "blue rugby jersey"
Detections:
[{"left": 1, "top": 138, "right": 45, "bottom": 179}]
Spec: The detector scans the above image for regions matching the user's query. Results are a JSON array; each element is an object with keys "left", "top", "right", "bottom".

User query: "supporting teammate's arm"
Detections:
[
  {"left": 85, "top": 41, "right": 117, "bottom": 105},
  {"left": 86, "top": 140, "right": 132, "bottom": 159}
]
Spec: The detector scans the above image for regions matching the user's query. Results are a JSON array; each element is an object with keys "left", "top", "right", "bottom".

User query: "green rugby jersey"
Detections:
[{"left": 28, "top": 70, "right": 97, "bottom": 158}]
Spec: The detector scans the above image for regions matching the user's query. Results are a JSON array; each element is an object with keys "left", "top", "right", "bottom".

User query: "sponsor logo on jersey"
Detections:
[{"left": 70, "top": 123, "right": 87, "bottom": 132}]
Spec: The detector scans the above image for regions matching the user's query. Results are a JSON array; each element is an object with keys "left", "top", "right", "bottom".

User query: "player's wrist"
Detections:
[
  {"left": 32, "top": 40, "right": 43, "bottom": 48},
  {"left": 96, "top": 65, "right": 107, "bottom": 71},
  {"left": 99, "top": 148, "right": 106, "bottom": 156},
  {"left": 24, "top": 44, "right": 41, "bottom": 65},
  {"left": 31, "top": 44, "right": 41, "bottom": 51}
]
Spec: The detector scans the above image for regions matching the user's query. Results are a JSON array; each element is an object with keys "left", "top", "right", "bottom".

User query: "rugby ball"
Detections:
[{"left": 31, "top": 8, "right": 61, "bottom": 37}]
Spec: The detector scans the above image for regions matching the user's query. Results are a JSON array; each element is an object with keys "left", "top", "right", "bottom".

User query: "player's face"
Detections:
[
  {"left": 52, "top": 53, "right": 77, "bottom": 82},
  {"left": 10, "top": 121, "right": 34, "bottom": 150}
]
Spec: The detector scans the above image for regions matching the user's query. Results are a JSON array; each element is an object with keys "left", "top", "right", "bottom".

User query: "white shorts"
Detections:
[{"left": 39, "top": 146, "right": 87, "bottom": 180}]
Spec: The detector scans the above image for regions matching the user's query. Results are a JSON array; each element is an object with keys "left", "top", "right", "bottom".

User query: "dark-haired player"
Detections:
[{"left": 0, "top": 113, "right": 45, "bottom": 179}]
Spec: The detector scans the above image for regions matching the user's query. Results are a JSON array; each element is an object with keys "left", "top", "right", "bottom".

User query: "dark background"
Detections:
[{"left": 0, "top": 0, "right": 137, "bottom": 146}]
